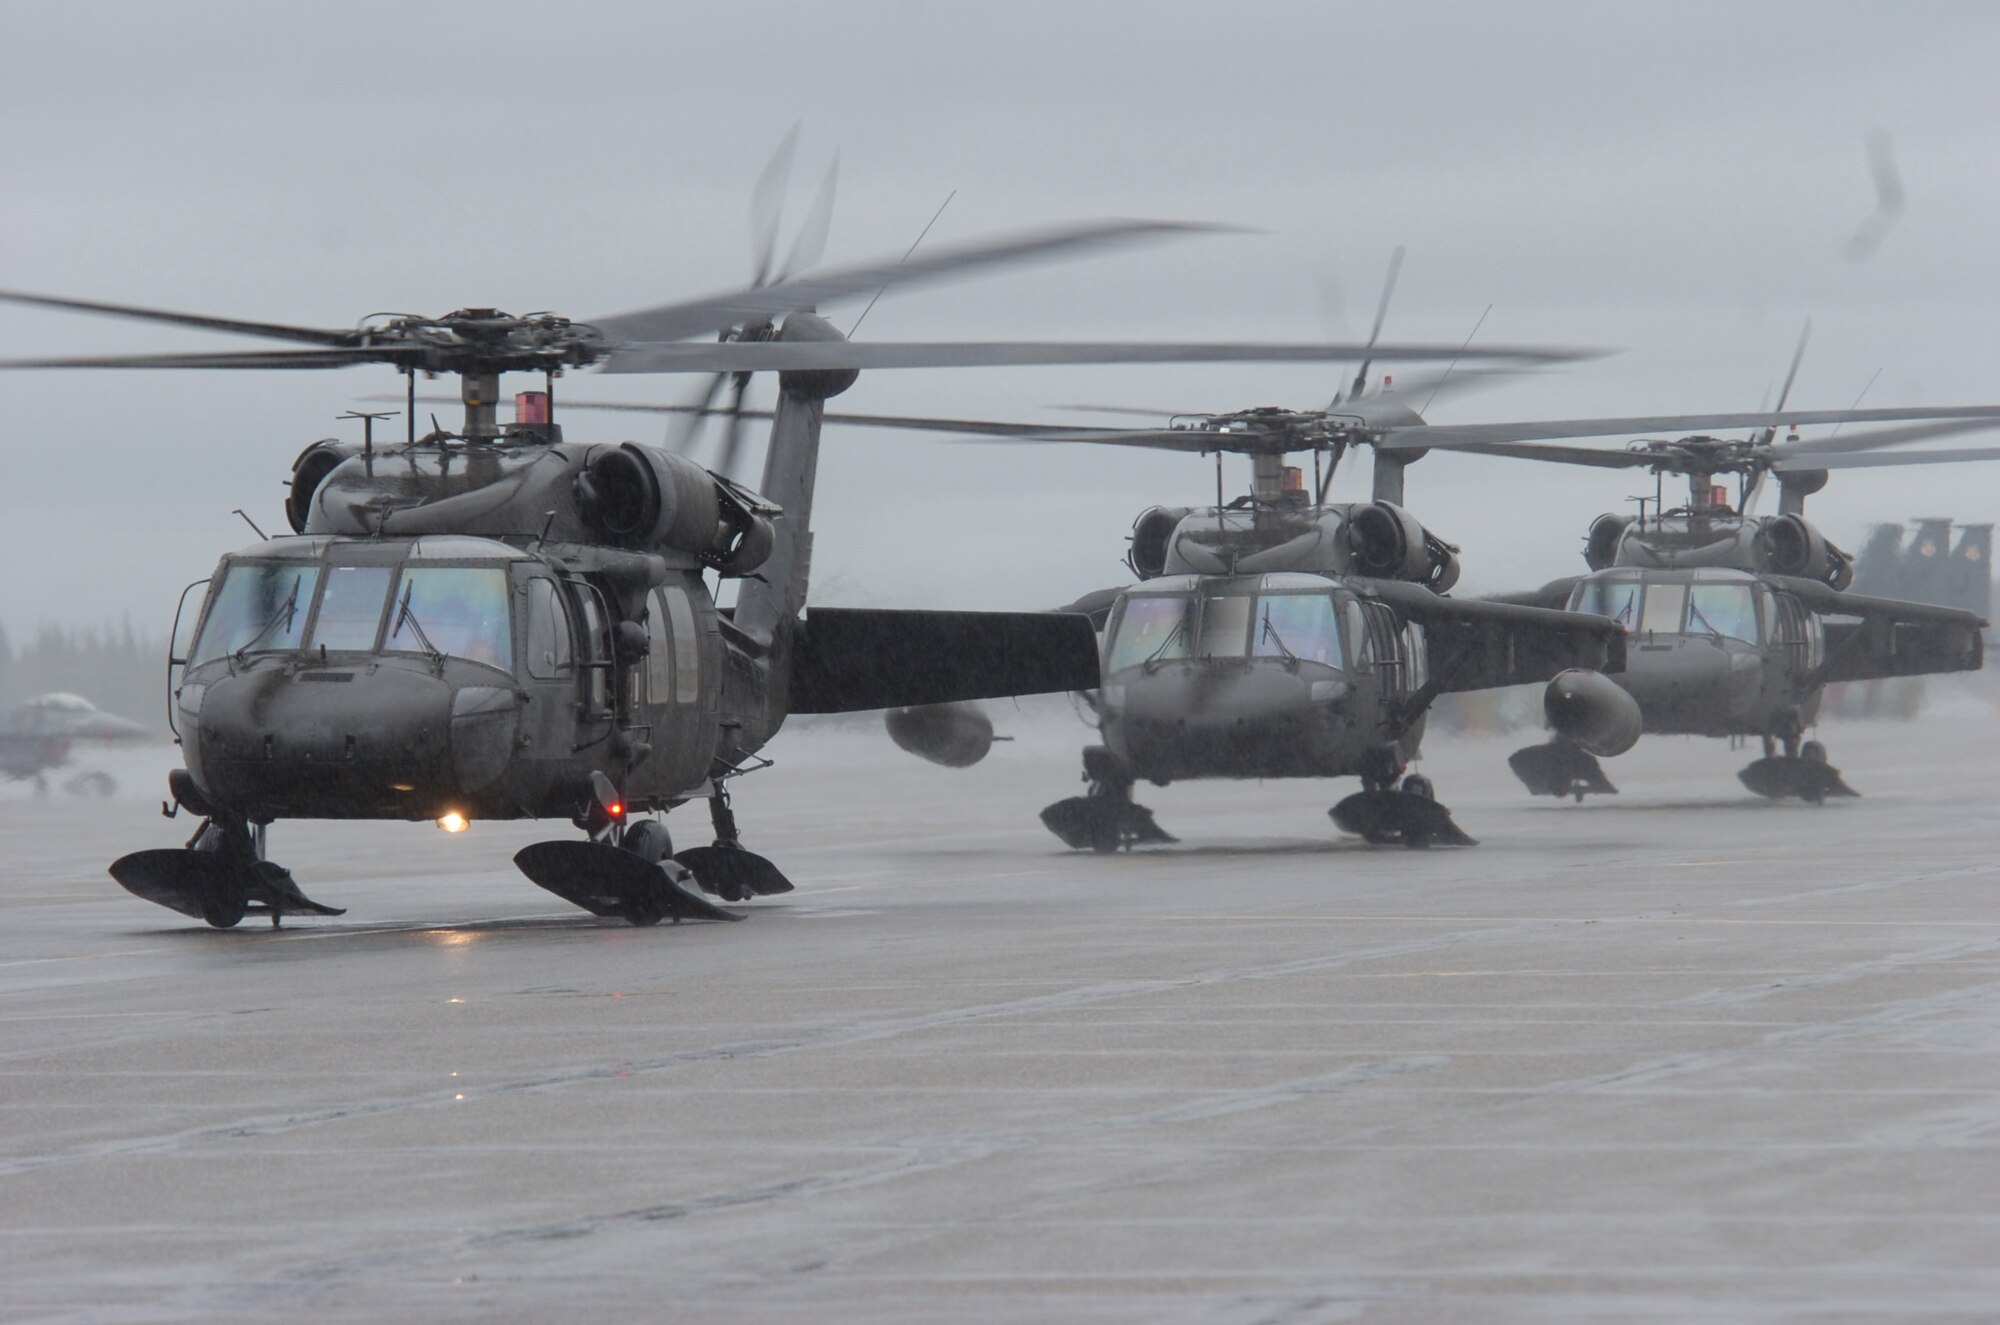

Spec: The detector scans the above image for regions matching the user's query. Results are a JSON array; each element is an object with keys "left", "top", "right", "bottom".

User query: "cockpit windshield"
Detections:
[
  {"left": 1571, "top": 578, "right": 1761, "bottom": 642},
  {"left": 1106, "top": 595, "right": 1192, "bottom": 671},
  {"left": 1573, "top": 579, "right": 1641, "bottom": 630},
  {"left": 190, "top": 562, "right": 320, "bottom": 665},
  {"left": 1686, "top": 584, "right": 1759, "bottom": 642},
  {"left": 1195, "top": 596, "right": 1253, "bottom": 658},
  {"left": 1253, "top": 593, "right": 1343, "bottom": 665},
  {"left": 385, "top": 566, "right": 512, "bottom": 667},
  {"left": 191, "top": 551, "right": 516, "bottom": 668}
]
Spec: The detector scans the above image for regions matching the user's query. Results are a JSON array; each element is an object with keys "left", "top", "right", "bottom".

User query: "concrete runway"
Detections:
[{"left": 4, "top": 703, "right": 1999, "bottom": 1323}]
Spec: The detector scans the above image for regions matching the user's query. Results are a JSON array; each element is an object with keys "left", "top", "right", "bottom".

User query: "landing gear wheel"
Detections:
[
  {"left": 1400, "top": 774, "right": 1435, "bottom": 801},
  {"left": 622, "top": 819, "right": 673, "bottom": 864},
  {"left": 1801, "top": 740, "right": 1827, "bottom": 764},
  {"left": 200, "top": 888, "right": 248, "bottom": 929}
]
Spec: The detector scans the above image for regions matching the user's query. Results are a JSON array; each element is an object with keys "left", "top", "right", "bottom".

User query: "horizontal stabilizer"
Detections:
[{"left": 790, "top": 608, "right": 1100, "bottom": 714}]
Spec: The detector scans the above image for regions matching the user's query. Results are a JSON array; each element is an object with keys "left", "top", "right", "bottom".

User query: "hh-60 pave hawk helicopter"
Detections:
[
  {"left": 1, "top": 219, "right": 1595, "bottom": 927},
  {"left": 604, "top": 299, "right": 2000, "bottom": 847},
  {"left": 1460, "top": 404, "right": 2000, "bottom": 802}
]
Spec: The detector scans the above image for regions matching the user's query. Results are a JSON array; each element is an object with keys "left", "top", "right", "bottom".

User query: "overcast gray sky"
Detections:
[{"left": 4, "top": 0, "right": 1998, "bottom": 632}]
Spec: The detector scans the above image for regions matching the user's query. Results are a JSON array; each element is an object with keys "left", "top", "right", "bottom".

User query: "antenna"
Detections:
[
  {"left": 848, "top": 190, "right": 957, "bottom": 337},
  {"left": 338, "top": 409, "right": 397, "bottom": 459},
  {"left": 1420, "top": 303, "right": 1492, "bottom": 414}
]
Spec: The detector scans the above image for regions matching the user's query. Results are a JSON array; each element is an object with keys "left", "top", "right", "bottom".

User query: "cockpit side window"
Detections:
[
  {"left": 190, "top": 561, "right": 320, "bottom": 665},
  {"left": 1252, "top": 593, "right": 1342, "bottom": 665},
  {"left": 524, "top": 578, "right": 573, "bottom": 679},
  {"left": 1106, "top": 595, "right": 1192, "bottom": 672},
  {"left": 307, "top": 565, "right": 395, "bottom": 652},
  {"left": 386, "top": 566, "right": 512, "bottom": 668},
  {"left": 662, "top": 585, "right": 699, "bottom": 703}
]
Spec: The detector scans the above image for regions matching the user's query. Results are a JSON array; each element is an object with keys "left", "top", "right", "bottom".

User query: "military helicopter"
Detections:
[
  {"left": 1448, "top": 415, "right": 1998, "bottom": 801},
  {"left": 3, "top": 216, "right": 1522, "bottom": 928},
  {"left": 556, "top": 273, "right": 2000, "bottom": 847},
  {"left": 0, "top": 692, "right": 151, "bottom": 796}
]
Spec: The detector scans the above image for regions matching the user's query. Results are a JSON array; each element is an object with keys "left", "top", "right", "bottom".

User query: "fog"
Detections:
[{"left": 5, "top": 1, "right": 1998, "bottom": 628}]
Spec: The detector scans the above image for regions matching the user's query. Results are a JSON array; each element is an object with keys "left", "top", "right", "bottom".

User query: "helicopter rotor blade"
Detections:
[
  {"left": 1752, "top": 319, "right": 1812, "bottom": 447},
  {"left": 1782, "top": 416, "right": 1998, "bottom": 458},
  {"left": 747, "top": 125, "right": 801, "bottom": 289},
  {"left": 0, "top": 347, "right": 419, "bottom": 370},
  {"left": 1345, "top": 244, "right": 1404, "bottom": 404},
  {"left": 715, "top": 373, "right": 755, "bottom": 480},
  {"left": 779, "top": 155, "right": 839, "bottom": 282},
  {"left": 1777, "top": 443, "right": 2000, "bottom": 471},
  {"left": 588, "top": 219, "right": 1241, "bottom": 350},
  {"left": 668, "top": 370, "right": 730, "bottom": 452},
  {"left": 1379, "top": 404, "right": 2000, "bottom": 451},
  {"left": 0, "top": 290, "right": 364, "bottom": 347},
  {"left": 596, "top": 338, "right": 1597, "bottom": 375}
]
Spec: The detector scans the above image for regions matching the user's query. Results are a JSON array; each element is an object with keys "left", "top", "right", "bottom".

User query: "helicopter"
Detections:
[
  {"left": 0, "top": 692, "right": 151, "bottom": 796},
  {"left": 1442, "top": 418, "right": 1998, "bottom": 802},
  {"left": 551, "top": 279, "right": 2000, "bottom": 847},
  {"left": 2, "top": 216, "right": 1529, "bottom": 928}
]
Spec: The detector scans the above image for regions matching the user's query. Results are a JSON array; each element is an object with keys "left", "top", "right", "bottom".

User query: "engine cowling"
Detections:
[
  {"left": 287, "top": 440, "right": 360, "bottom": 534},
  {"left": 1760, "top": 514, "right": 1850, "bottom": 587},
  {"left": 1128, "top": 506, "right": 1193, "bottom": 579},
  {"left": 884, "top": 702, "right": 995, "bottom": 768},
  {"left": 1543, "top": 668, "right": 1642, "bottom": 757},
  {"left": 574, "top": 443, "right": 773, "bottom": 574},
  {"left": 1585, "top": 513, "right": 1633, "bottom": 570},
  {"left": 1346, "top": 501, "right": 1458, "bottom": 588}
]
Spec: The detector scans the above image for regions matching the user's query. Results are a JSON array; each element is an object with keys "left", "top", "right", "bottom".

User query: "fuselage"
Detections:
[
  {"left": 174, "top": 533, "right": 750, "bottom": 823},
  {"left": 1565, "top": 566, "right": 1824, "bottom": 737},
  {"left": 1096, "top": 572, "right": 1428, "bottom": 784}
]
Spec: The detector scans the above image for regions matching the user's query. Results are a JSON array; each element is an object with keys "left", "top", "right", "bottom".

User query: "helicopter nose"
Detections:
[
  {"left": 184, "top": 662, "right": 519, "bottom": 818},
  {"left": 1115, "top": 664, "right": 1333, "bottom": 778}
]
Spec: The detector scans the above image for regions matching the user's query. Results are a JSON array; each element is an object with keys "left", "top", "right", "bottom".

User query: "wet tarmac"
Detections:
[{"left": 4, "top": 704, "right": 1999, "bottom": 1323}]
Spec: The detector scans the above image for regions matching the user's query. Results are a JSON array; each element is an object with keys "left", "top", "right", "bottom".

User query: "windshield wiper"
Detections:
[
  {"left": 1686, "top": 598, "right": 1724, "bottom": 640},
  {"left": 390, "top": 582, "right": 446, "bottom": 671},
  {"left": 1259, "top": 611, "right": 1299, "bottom": 662},
  {"left": 233, "top": 576, "right": 303, "bottom": 664},
  {"left": 1143, "top": 613, "right": 1191, "bottom": 669}
]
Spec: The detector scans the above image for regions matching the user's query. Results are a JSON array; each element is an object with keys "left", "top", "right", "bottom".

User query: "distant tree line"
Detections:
[{"left": 0, "top": 620, "right": 169, "bottom": 735}]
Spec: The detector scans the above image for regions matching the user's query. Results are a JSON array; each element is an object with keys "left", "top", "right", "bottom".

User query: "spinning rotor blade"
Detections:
[
  {"left": 589, "top": 219, "right": 1237, "bottom": 349},
  {"left": 1380, "top": 404, "right": 2000, "bottom": 451},
  {"left": 0, "top": 289, "right": 365, "bottom": 347},
  {"left": 781, "top": 156, "right": 839, "bottom": 280},
  {"left": 668, "top": 370, "right": 730, "bottom": 450},
  {"left": 1347, "top": 244, "right": 1405, "bottom": 401},
  {"left": 1782, "top": 416, "right": 1998, "bottom": 458},
  {"left": 716, "top": 373, "right": 755, "bottom": 480},
  {"left": 1778, "top": 444, "right": 2000, "bottom": 472},
  {"left": 748, "top": 126, "right": 802, "bottom": 287},
  {"left": 0, "top": 347, "right": 418, "bottom": 370},
  {"left": 597, "top": 338, "right": 1597, "bottom": 375}
]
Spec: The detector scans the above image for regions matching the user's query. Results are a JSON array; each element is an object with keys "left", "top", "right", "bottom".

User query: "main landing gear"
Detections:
[
  {"left": 1041, "top": 746, "right": 1177, "bottom": 853},
  {"left": 515, "top": 772, "right": 763, "bottom": 925},
  {"left": 109, "top": 772, "right": 345, "bottom": 928},
  {"left": 1330, "top": 752, "right": 1477, "bottom": 848},
  {"left": 1738, "top": 731, "right": 1858, "bottom": 804},
  {"left": 1508, "top": 737, "right": 1619, "bottom": 801}
]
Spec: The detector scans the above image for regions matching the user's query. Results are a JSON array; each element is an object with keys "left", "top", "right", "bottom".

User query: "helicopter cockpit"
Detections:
[
  {"left": 1568, "top": 569, "right": 1822, "bottom": 659},
  {"left": 1103, "top": 575, "right": 1353, "bottom": 673},
  {"left": 187, "top": 537, "right": 522, "bottom": 673}
]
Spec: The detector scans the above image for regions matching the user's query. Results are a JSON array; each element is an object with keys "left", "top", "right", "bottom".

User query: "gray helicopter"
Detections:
[
  {"left": 1463, "top": 419, "right": 1996, "bottom": 802},
  {"left": 2, "top": 216, "right": 1522, "bottom": 928},
  {"left": 560, "top": 296, "right": 2000, "bottom": 847}
]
